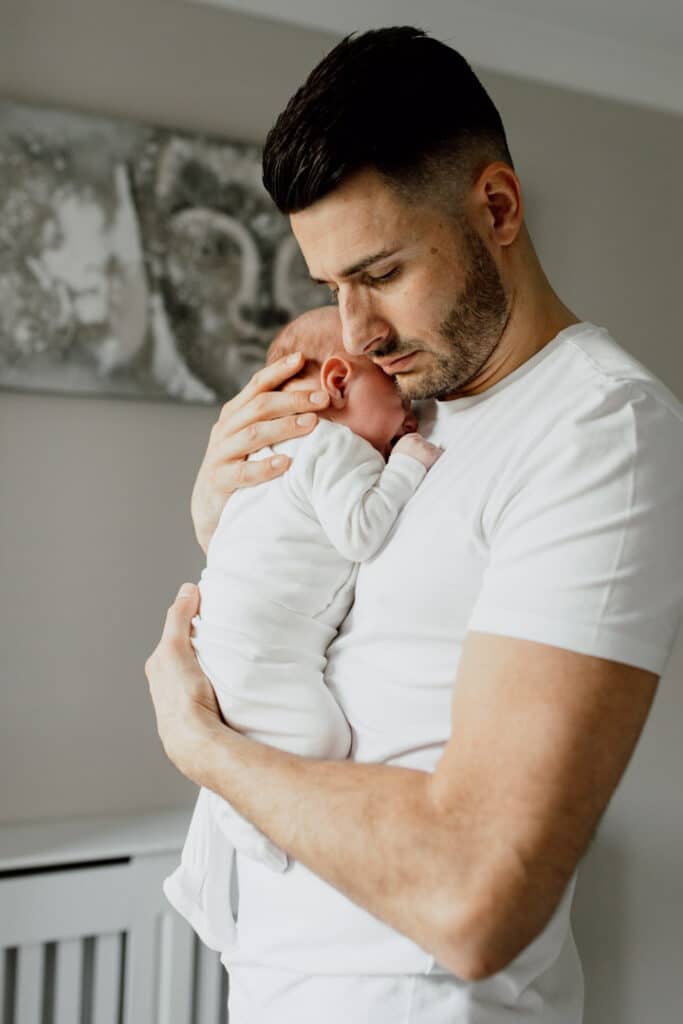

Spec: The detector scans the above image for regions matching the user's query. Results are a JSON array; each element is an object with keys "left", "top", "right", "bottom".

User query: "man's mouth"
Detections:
[{"left": 376, "top": 351, "right": 418, "bottom": 374}]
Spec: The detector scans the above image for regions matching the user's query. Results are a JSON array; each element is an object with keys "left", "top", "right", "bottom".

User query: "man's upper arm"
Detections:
[
  {"left": 425, "top": 382, "right": 680, "bottom": 978},
  {"left": 431, "top": 630, "right": 658, "bottom": 979}
]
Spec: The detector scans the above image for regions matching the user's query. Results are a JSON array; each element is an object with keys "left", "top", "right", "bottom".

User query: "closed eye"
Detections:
[
  {"left": 367, "top": 267, "right": 399, "bottom": 285},
  {"left": 326, "top": 265, "right": 399, "bottom": 305}
]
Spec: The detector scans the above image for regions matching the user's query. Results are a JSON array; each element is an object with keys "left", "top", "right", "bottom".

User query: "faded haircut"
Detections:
[{"left": 262, "top": 26, "right": 514, "bottom": 218}]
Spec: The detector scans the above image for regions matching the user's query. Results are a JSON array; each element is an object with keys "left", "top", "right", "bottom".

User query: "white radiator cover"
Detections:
[{"left": 0, "top": 809, "right": 227, "bottom": 1024}]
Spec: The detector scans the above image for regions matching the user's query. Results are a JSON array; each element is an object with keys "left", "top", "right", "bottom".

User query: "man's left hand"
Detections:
[{"left": 144, "top": 582, "right": 225, "bottom": 786}]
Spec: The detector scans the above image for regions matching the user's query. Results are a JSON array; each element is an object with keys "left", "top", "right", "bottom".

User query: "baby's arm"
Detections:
[{"left": 294, "top": 421, "right": 442, "bottom": 562}]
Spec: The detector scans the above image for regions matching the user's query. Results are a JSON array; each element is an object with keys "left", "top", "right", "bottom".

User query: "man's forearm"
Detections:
[
  {"left": 200, "top": 725, "right": 482, "bottom": 977},
  {"left": 149, "top": 587, "right": 596, "bottom": 983}
]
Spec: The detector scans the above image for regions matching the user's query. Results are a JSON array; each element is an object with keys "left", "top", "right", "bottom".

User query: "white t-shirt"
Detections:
[{"left": 227, "top": 322, "right": 683, "bottom": 1022}]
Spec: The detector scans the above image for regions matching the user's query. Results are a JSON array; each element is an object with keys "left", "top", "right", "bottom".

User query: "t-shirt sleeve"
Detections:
[
  {"left": 291, "top": 420, "right": 426, "bottom": 562},
  {"left": 468, "top": 383, "right": 683, "bottom": 675}
]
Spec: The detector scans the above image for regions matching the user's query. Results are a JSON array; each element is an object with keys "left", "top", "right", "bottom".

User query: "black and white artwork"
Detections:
[{"left": 0, "top": 101, "right": 329, "bottom": 404}]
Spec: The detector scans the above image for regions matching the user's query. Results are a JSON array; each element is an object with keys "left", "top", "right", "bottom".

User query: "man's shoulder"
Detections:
[
  {"left": 561, "top": 323, "right": 682, "bottom": 414},
  {"left": 548, "top": 328, "right": 683, "bottom": 461},
  {"left": 505, "top": 323, "right": 683, "bottom": 451},
  {"left": 475, "top": 324, "right": 683, "bottom": 529}
]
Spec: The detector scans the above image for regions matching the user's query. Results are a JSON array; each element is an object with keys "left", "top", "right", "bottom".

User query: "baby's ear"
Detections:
[{"left": 320, "top": 355, "right": 352, "bottom": 409}]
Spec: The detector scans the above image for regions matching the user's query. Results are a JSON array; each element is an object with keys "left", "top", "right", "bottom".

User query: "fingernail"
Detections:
[
  {"left": 287, "top": 352, "right": 301, "bottom": 365},
  {"left": 271, "top": 455, "right": 288, "bottom": 468},
  {"left": 310, "top": 391, "right": 327, "bottom": 405},
  {"left": 297, "top": 413, "right": 317, "bottom": 427},
  {"left": 177, "top": 583, "right": 195, "bottom": 598}
]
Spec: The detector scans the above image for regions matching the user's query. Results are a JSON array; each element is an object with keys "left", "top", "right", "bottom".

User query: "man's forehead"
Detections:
[{"left": 289, "top": 173, "right": 417, "bottom": 276}]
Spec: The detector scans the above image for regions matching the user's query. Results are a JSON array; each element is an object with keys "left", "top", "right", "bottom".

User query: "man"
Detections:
[{"left": 145, "top": 27, "right": 683, "bottom": 1023}]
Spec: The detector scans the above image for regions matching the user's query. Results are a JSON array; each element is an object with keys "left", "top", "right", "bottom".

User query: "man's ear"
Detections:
[
  {"left": 320, "top": 355, "right": 352, "bottom": 409},
  {"left": 470, "top": 161, "right": 523, "bottom": 248}
]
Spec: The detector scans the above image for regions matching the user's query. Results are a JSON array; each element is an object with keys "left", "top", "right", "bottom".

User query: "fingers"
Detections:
[
  {"left": 217, "top": 353, "right": 328, "bottom": 424},
  {"left": 219, "top": 353, "right": 328, "bottom": 422},
  {"left": 159, "top": 583, "right": 200, "bottom": 655},
  {"left": 232, "top": 352, "right": 305, "bottom": 408},
  {"left": 210, "top": 450, "right": 294, "bottom": 492},
  {"left": 189, "top": 402, "right": 321, "bottom": 548},
  {"left": 202, "top": 353, "right": 332, "bottom": 465},
  {"left": 219, "top": 387, "right": 329, "bottom": 438},
  {"left": 144, "top": 584, "right": 199, "bottom": 708},
  {"left": 212, "top": 410, "right": 321, "bottom": 464}
]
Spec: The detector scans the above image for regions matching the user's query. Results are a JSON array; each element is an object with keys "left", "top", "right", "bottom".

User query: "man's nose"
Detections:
[{"left": 338, "top": 288, "right": 391, "bottom": 356}]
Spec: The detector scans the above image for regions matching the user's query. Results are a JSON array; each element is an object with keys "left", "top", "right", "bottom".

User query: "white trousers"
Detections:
[
  {"left": 227, "top": 967, "right": 466, "bottom": 1024},
  {"left": 226, "top": 942, "right": 584, "bottom": 1024}
]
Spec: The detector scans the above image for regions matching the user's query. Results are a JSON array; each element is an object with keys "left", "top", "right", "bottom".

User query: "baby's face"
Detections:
[{"left": 342, "top": 358, "right": 416, "bottom": 458}]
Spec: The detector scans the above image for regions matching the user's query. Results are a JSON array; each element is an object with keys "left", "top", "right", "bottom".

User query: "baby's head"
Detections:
[{"left": 266, "top": 308, "right": 415, "bottom": 458}]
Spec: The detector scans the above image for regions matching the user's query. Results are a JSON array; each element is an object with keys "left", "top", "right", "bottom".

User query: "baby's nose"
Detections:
[{"left": 401, "top": 408, "right": 418, "bottom": 434}]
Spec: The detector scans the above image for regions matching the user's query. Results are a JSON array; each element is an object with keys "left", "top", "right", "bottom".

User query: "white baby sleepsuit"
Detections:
[{"left": 163, "top": 418, "right": 427, "bottom": 949}]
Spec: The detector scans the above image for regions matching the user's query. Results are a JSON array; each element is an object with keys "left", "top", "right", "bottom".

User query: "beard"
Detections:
[{"left": 378, "top": 219, "right": 509, "bottom": 402}]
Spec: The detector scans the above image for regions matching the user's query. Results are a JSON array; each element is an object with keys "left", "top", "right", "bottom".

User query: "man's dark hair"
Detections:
[{"left": 262, "top": 26, "right": 514, "bottom": 215}]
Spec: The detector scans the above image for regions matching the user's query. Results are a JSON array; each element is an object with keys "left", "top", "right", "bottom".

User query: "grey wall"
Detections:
[{"left": 1, "top": 3, "right": 681, "bottom": 1021}]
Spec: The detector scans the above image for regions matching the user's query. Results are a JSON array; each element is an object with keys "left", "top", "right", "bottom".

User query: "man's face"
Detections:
[{"left": 290, "top": 167, "right": 509, "bottom": 401}]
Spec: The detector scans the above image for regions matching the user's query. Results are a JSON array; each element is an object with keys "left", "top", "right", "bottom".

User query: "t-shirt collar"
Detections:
[{"left": 433, "top": 320, "right": 594, "bottom": 418}]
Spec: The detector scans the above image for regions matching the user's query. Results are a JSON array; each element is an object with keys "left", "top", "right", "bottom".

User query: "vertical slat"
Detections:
[
  {"left": 54, "top": 937, "right": 82, "bottom": 1024},
  {"left": 219, "top": 968, "right": 229, "bottom": 1024},
  {"left": 194, "top": 941, "right": 223, "bottom": 1024},
  {"left": 0, "top": 947, "right": 6, "bottom": 1022},
  {"left": 42, "top": 943, "right": 57, "bottom": 1021},
  {"left": 82, "top": 937, "right": 96, "bottom": 1023},
  {"left": 2, "top": 948, "right": 17, "bottom": 1024},
  {"left": 91, "top": 934, "right": 120, "bottom": 1024},
  {"left": 157, "top": 912, "right": 194, "bottom": 1024},
  {"left": 14, "top": 943, "right": 43, "bottom": 1023},
  {"left": 121, "top": 919, "right": 157, "bottom": 1024}
]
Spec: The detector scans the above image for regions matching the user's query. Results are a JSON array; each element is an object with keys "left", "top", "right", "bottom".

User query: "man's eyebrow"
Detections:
[{"left": 311, "top": 248, "right": 398, "bottom": 285}]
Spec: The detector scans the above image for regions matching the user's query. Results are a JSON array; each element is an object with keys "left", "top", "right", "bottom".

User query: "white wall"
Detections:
[{"left": 1, "top": 3, "right": 681, "bottom": 1020}]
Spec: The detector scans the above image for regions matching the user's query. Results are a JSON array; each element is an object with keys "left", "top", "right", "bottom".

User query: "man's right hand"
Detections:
[{"left": 191, "top": 352, "right": 330, "bottom": 552}]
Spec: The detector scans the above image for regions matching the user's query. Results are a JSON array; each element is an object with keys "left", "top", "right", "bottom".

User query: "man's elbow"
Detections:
[
  {"left": 433, "top": 907, "right": 515, "bottom": 983},
  {"left": 430, "top": 909, "right": 509, "bottom": 978},
  {"left": 430, "top": 864, "right": 545, "bottom": 982},
  {"left": 438, "top": 875, "right": 574, "bottom": 983}
]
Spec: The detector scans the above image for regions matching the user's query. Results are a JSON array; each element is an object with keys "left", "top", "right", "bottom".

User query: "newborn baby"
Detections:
[{"left": 163, "top": 307, "right": 441, "bottom": 953}]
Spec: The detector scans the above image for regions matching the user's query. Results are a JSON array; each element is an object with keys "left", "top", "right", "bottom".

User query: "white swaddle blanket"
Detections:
[{"left": 163, "top": 418, "right": 426, "bottom": 950}]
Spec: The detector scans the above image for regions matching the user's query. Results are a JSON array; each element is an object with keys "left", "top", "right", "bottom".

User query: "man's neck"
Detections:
[{"left": 442, "top": 279, "right": 580, "bottom": 402}]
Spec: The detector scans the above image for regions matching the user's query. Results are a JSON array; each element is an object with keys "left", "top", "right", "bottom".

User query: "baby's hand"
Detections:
[{"left": 393, "top": 432, "right": 443, "bottom": 470}]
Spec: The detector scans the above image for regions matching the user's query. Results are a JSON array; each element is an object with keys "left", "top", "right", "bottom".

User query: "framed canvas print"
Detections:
[{"left": 0, "top": 101, "right": 328, "bottom": 404}]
